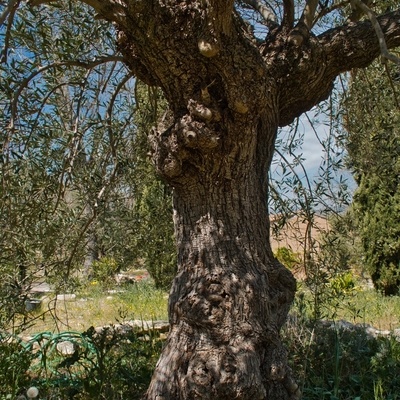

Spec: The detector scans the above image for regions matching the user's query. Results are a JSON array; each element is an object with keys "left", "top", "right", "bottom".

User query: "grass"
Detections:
[
  {"left": 284, "top": 277, "right": 400, "bottom": 399},
  {"left": 336, "top": 289, "right": 400, "bottom": 330},
  {"left": 292, "top": 281, "right": 400, "bottom": 330},
  {"left": 23, "top": 280, "right": 169, "bottom": 334}
]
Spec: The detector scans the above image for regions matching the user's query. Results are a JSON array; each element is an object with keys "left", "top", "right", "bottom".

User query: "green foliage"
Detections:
[
  {"left": 133, "top": 178, "right": 176, "bottom": 289},
  {"left": 0, "top": 328, "right": 162, "bottom": 400},
  {"left": 319, "top": 212, "right": 362, "bottom": 273},
  {"left": 91, "top": 257, "right": 119, "bottom": 286},
  {"left": 343, "top": 58, "right": 400, "bottom": 295},
  {"left": 0, "top": 0, "right": 139, "bottom": 327},
  {"left": 328, "top": 272, "right": 356, "bottom": 297},
  {"left": 275, "top": 247, "right": 301, "bottom": 270},
  {"left": 294, "top": 268, "right": 359, "bottom": 323},
  {"left": 284, "top": 319, "right": 400, "bottom": 400},
  {"left": 128, "top": 86, "right": 176, "bottom": 289},
  {"left": 353, "top": 174, "right": 400, "bottom": 295},
  {"left": 0, "top": 1, "right": 176, "bottom": 332},
  {"left": 0, "top": 335, "right": 33, "bottom": 398}
]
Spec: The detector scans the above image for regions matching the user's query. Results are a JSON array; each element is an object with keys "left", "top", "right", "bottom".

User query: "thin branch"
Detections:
[
  {"left": 21, "top": 81, "right": 71, "bottom": 154},
  {"left": 383, "top": 62, "right": 400, "bottom": 109},
  {"left": 0, "top": 0, "right": 19, "bottom": 26},
  {"left": 241, "top": 0, "right": 278, "bottom": 28},
  {"left": 0, "top": 0, "right": 20, "bottom": 64},
  {"left": 350, "top": 0, "right": 400, "bottom": 65},
  {"left": 312, "top": 1, "right": 347, "bottom": 26},
  {"left": 106, "top": 72, "right": 133, "bottom": 160},
  {"left": 299, "top": 0, "right": 320, "bottom": 30},
  {"left": 9, "top": 56, "right": 124, "bottom": 133},
  {"left": 29, "top": 0, "right": 128, "bottom": 27},
  {"left": 282, "top": 0, "right": 294, "bottom": 28},
  {"left": 64, "top": 161, "right": 119, "bottom": 277},
  {"left": 65, "top": 71, "right": 90, "bottom": 180}
]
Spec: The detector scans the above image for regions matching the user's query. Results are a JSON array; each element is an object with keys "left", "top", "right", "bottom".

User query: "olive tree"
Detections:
[{"left": 2, "top": 0, "right": 400, "bottom": 398}]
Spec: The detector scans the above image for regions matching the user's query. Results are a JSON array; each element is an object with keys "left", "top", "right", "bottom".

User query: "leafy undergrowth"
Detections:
[
  {"left": 283, "top": 319, "right": 400, "bottom": 400},
  {"left": 2, "top": 280, "right": 400, "bottom": 399},
  {"left": 1, "top": 327, "right": 162, "bottom": 400}
]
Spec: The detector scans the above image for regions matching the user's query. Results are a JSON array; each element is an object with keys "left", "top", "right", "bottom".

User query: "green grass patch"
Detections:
[
  {"left": 292, "top": 282, "right": 400, "bottom": 330},
  {"left": 23, "top": 280, "right": 168, "bottom": 334}
]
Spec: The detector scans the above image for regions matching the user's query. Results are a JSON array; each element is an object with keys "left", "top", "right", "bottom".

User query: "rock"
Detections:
[
  {"left": 26, "top": 387, "right": 39, "bottom": 399},
  {"left": 94, "top": 320, "right": 170, "bottom": 338},
  {"left": 393, "top": 328, "right": 400, "bottom": 339},
  {"left": 56, "top": 294, "right": 76, "bottom": 301},
  {"left": 56, "top": 340, "right": 76, "bottom": 356}
]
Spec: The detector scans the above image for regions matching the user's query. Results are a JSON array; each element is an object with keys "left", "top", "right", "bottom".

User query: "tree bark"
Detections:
[
  {"left": 146, "top": 111, "right": 297, "bottom": 399},
  {"left": 72, "top": 1, "right": 400, "bottom": 398}
]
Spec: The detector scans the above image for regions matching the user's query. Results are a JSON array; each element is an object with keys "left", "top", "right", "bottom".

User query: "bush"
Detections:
[
  {"left": 329, "top": 272, "right": 356, "bottom": 297},
  {"left": 91, "top": 257, "right": 119, "bottom": 286},
  {"left": 283, "top": 319, "right": 400, "bottom": 399},
  {"left": 275, "top": 247, "right": 301, "bottom": 270},
  {"left": 0, "top": 335, "right": 33, "bottom": 398},
  {"left": 5, "top": 327, "right": 163, "bottom": 400}
]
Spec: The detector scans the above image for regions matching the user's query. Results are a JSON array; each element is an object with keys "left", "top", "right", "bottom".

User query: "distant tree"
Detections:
[
  {"left": 343, "top": 50, "right": 400, "bottom": 295},
  {"left": 2, "top": 0, "right": 400, "bottom": 398},
  {"left": 0, "top": 3, "right": 174, "bottom": 330},
  {"left": 129, "top": 86, "right": 176, "bottom": 288}
]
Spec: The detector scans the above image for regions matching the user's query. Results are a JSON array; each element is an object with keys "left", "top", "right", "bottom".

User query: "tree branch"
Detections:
[
  {"left": 241, "top": 0, "right": 278, "bottom": 29},
  {"left": 276, "top": 8, "right": 400, "bottom": 126},
  {"left": 5, "top": 56, "right": 124, "bottom": 161},
  {"left": 0, "top": 0, "right": 18, "bottom": 64},
  {"left": 282, "top": 0, "right": 294, "bottom": 28},
  {"left": 106, "top": 73, "right": 133, "bottom": 160},
  {"left": 312, "top": 1, "right": 347, "bottom": 26},
  {"left": 29, "top": 0, "right": 128, "bottom": 26},
  {"left": 299, "top": 0, "right": 319, "bottom": 30},
  {"left": 288, "top": 0, "right": 320, "bottom": 46},
  {"left": 0, "top": 0, "right": 19, "bottom": 26},
  {"left": 351, "top": 0, "right": 400, "bottom": 64},
  {"left": 320, "top": 9, "right": 400, "bottom": 76}
]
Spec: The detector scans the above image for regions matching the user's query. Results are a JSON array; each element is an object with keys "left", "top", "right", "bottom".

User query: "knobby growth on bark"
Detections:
[{"left": 15, "top": 0, "right": 400, "bottom": 398}]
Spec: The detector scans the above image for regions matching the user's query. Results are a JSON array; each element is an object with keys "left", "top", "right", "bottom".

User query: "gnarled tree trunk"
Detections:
[
  {"left": 146, "top": 110, "right": 298, "bottom": 399},
  {"left": 75, "top": 0, "right": 400, "bottom": 398}
]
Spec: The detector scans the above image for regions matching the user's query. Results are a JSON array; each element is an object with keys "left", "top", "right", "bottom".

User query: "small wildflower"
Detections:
[{"left": 26, "top": 387, "right": 39, "bottom": 399}]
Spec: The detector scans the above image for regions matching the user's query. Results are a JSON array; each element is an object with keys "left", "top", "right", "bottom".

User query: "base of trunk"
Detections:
[{"left": 145, "top": 257, "right": 298, "bottom": 400}]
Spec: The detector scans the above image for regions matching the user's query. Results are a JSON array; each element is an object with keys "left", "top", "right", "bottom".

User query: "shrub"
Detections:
[
  {"left": 22, "top": 327, "right": 162, "bottom": 400},
  {"left": 275, "top": 247, "right": 301, "bottom": 270},
  {"left": 283, "top": 319, "right": 400, "bottom": 399},
  {"left": 91, "top": 257, "right": 119, "bottom": 286},
  {"left": 0, "top": 335, "right": 33, "bottom": 398}
]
